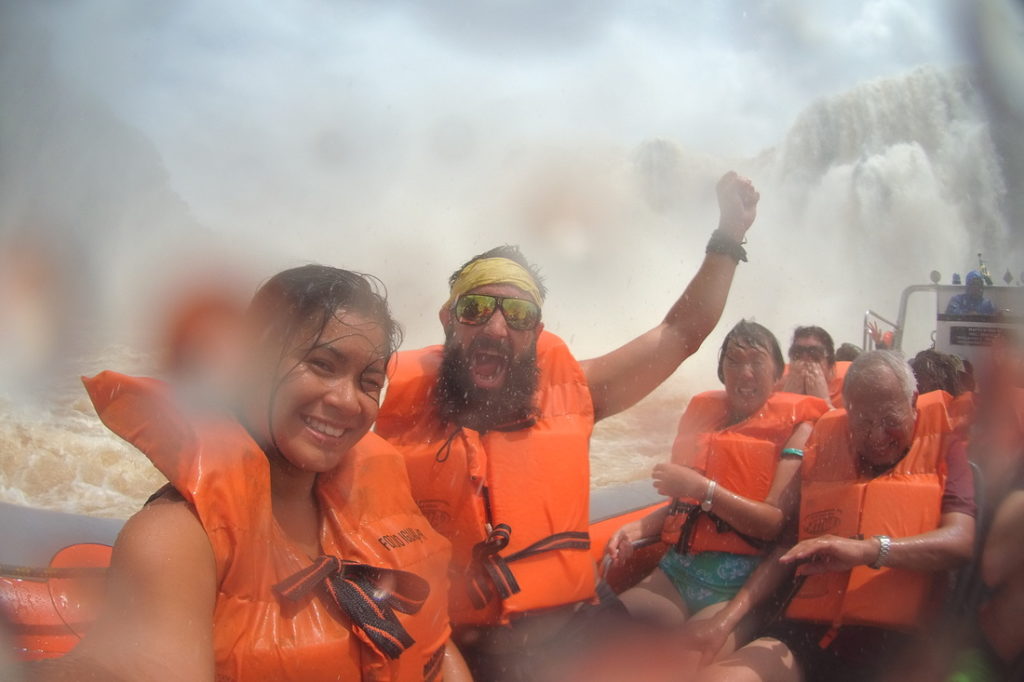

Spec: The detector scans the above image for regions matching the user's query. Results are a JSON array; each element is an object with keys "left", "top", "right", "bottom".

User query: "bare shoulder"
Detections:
[
  {"left": 118, "top": 494, "right": 212, "bottom": 567},
  {"left": 30, "top": 495, "right": 220, "bottom": 681},
  {"left": 106, "top": 497, "right": 217, "bottom": 633}
]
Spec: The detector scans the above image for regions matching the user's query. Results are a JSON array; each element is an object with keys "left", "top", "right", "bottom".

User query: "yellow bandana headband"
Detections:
[{"left": 446, "top": 257, "right": 544, "bottom": 308}]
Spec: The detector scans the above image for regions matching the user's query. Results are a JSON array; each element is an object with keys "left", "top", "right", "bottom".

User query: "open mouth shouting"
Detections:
[{"left": 468, "top": 342, "right": 511, "bottom": 389}]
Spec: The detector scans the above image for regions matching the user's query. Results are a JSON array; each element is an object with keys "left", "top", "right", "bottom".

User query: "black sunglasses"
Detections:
[
  {"left": 789, "top": 344, "right": 826, "bottom": 362},
  {"left": 454, "top": 294, "right": 541, "bottom": 331}
]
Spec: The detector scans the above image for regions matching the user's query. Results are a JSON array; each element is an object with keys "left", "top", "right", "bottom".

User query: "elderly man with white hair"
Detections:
[{"left": 691, "top": 350, "right": 977, "bottom": 682}]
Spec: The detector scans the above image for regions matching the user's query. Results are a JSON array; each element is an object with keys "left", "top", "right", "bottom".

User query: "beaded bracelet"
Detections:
[{"left": 781, "top": 447, "right": 804, "bottom": 458}]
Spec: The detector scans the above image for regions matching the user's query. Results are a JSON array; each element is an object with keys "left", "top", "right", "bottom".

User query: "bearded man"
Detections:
[{"left": 376, "top": 171, "right": 759, "bottom": 680}]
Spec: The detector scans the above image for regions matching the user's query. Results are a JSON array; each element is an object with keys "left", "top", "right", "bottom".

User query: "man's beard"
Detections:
[{"left": 435, "top": 336, "right": 540, "bottom": 432}]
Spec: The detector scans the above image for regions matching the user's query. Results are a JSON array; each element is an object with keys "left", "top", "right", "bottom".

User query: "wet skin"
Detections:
[
  {"left": 845, "top": 368, "right": 917, "bottom": 471},
  {"left": 243, "top": 310, "right": 388, "bottom": 474},
  {"left": 789, "top": 335, "right": 830, "bottom": 377},
  {"left": 721, "top": 341, "right": 778, "bottom": 424},
  {"left": 443, "top": 283, "right": 544, "bottom": 393}
]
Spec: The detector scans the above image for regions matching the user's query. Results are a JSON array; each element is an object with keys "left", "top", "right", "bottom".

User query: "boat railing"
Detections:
[{"left": 892, "top": 283, "right": 946, "bottom": 350}]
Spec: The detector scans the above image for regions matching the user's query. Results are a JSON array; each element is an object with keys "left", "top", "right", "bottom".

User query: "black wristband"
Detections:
[{"left": 706, "top": 229, "right": 748, "bottom": 263}]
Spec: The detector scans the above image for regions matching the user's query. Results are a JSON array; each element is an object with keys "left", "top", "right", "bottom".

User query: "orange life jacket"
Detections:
[
  {"left": 661, "top": 391, "right": 828, "bottom": 555},
  {"left": 785, "top": 390, "right": 952, "bottom": 631},
  {"left": 829, "top": 361, "right": 850, "bottom": 408},
  {"left": 83, "top": 371, "right": 452, "bottom": 682},
  {"left": 375, "top": 331, "right": 595, "bottom": 626}
]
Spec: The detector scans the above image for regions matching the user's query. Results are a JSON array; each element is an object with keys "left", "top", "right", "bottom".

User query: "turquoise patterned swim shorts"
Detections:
[{"left": 658, "top": 548, "right": 761, "bottom": 613}]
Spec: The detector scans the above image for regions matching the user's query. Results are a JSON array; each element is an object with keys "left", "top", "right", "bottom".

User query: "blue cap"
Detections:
[{"left": 966, "top": 270, "right": 983, "bottom": 284}]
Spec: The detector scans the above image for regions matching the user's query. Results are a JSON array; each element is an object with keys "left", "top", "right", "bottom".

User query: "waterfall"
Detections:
[{"left": 0, "top": 3, "right": 1017, "bottom": 515}]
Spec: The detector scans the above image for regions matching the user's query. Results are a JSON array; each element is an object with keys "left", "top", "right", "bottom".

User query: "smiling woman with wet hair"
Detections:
[{"left": 29, "top": 265, "right": 470, "bottom": 682}]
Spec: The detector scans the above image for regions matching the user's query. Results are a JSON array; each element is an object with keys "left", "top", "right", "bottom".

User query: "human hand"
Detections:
[
  {"left": 605, "top": 523, "right": 639, "bottom": 569},
  {"left": 780, "top": 366, "right": 806, "bottom": 394},
  {"left": 652, "top": 462, "right": 706, "bottom": 500},
  {"left": 781, "top": 361, "right": 829, "bottom": 400},
  {"left": 779, "top": 535, "right": 879, "bottom": 575},
  {"left": 866, "top": 321, "right": 895, "bottom": 349},
  {"left": 716, "top": 171, "right": 760, "bottom": 241},
  {"left": 867, "top": 321, "right": 883, "bottom": 344},
  {"left": 805, "top": 361, "right": 828, "bottom": 389},
  {"left": 800, "top": 360, "right": 830, "bottom": 400}
]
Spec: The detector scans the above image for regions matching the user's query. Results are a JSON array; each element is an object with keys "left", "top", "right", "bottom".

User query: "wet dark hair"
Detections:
[
  {"left": 448, "top": 245, "right": 548, "bottom": 301},
  {"left": 717, "top": 319, "right": 785, "bottom": 383},
  {"left": 243, "top": 265, "right": 402, "bottom": 454},
  {"left": 835, "top": 342, "right": 862, "bottom": 362},
  {"left": 247, "top": 264, "right": 402, "bottom": 363},
  {"left": 790, "top": 325, "right": 836, "bottom": 367},
  {"left": 911, "top": 349, "right": 964, "bottom": 397}
]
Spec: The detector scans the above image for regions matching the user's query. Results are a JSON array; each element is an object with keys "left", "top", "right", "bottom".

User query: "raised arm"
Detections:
[
  {"left": 28, "top": 500, "right": 218, "bottom": 682},
  {"left": 580, "top": 172, "right": 759, "bottom": 421}
]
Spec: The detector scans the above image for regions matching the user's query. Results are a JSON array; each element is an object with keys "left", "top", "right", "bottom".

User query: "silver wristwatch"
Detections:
[
  {"left": 869, "top": 535, "right": 891, "bottom": 569},
  {"left": 701, "top": 480, "right": 717, "bottom": 512}
]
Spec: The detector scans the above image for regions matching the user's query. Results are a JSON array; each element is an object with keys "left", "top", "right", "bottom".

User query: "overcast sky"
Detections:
[
  {"left": 7, "top": 0, "right": 1000, "bottom": 367},
  {"left": 31, "top": 0, "right": 965, "bottom": 226},
  {"left": 42, "top": 1, "right": 964, "bottom": 147}
]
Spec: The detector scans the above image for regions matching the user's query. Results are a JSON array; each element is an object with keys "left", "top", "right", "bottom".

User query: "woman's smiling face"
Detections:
[{"left": 245, "top": 309, "right": 387, "bottom": 473}]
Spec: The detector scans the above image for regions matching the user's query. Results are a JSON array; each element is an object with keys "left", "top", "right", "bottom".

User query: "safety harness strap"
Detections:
[
  {"left": 275, "top": 555, "right": 429, "bottom": 660},
  {"left": 466, "top": 526, "right": 591, "bottom": 609}
]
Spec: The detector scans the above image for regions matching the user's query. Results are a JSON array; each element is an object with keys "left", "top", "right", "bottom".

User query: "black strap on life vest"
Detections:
[
  {"left": 435, "top": 417, "right": 540, "bottom": 463},
  {"left": 505, "top": 531, "right": 591, "bottom": 561},
  {"left": 467, "top": 523, "right": 520, "bottom": 608},
  {"left": 274, "top": 555, "right": 429, "bottom": 660},
  {"left": 422, "top": 644, "right": 446, "bottom": 682},
  {"left": 673, "top": 501, "right": 769, "bottom": 555},
  {"left": 466, "top": 525, "right": 591, "bottom": 609}
]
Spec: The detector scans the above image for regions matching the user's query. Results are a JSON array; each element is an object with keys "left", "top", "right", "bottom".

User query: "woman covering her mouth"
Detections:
[
  {"left": 605, "top": 319, "right": 829, "bottom": 665},
  {"left": 28, "top": 265, "right": 470, "bottom": 682}
]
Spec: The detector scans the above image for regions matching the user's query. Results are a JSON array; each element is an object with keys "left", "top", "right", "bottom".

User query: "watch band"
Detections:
[
  {"left": 869, "top": 535, "right": 891, "bottom": 569},
  {"left": 701, "top": 479, "right": 717, "bottom": 512},
  {"left": 706, "top": 229, "right": 748, "bottom": 263}
]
